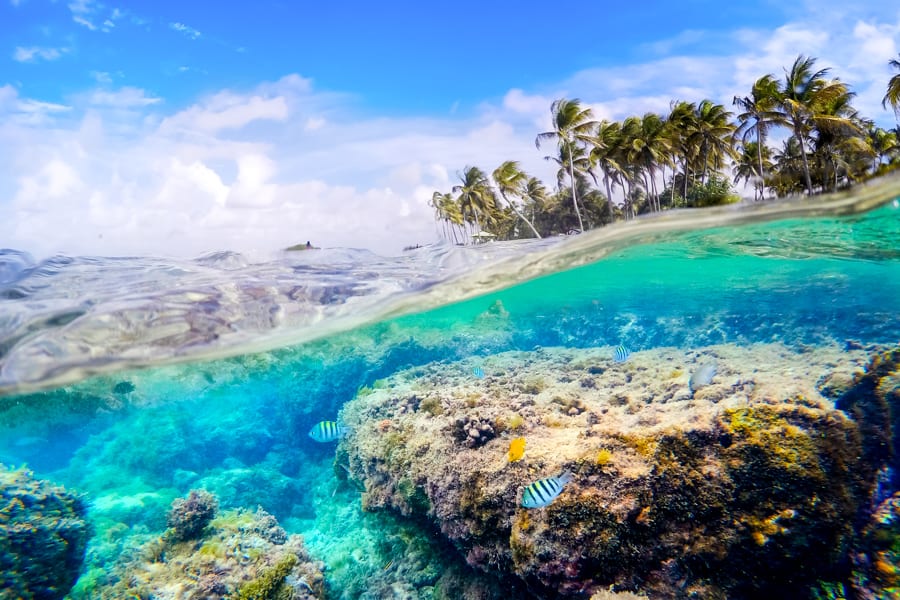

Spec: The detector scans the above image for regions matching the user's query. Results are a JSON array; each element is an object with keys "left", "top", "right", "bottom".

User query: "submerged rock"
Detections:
[
  {"left": 340, "top": 344, "right": 882, "bottom": 598},
  {"left": 0, "top": 465, "right": 91, "bottom": 600},
  {"left": 81, "top": 499, "right": 325, "bottom": 599}
]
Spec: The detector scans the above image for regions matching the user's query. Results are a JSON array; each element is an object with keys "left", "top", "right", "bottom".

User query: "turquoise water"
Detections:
[{"left": 2, "top": 182, "right": 900, "bottom": 599}]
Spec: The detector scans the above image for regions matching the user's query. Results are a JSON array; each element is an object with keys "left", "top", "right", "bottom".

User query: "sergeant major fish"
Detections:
[
  {"left": 308, "top": 421, "right": 349, "bottom": 443},
  {"left": 521, "top": 472, "right": 574, "bottom": 508},
  {"left": 612, "top": 345, "right": 631, "bottom": 363}
]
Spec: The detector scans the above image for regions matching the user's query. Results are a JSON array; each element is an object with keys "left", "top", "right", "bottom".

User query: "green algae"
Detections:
[{"left": 234, "top": 554, "right": 298, "bottom": 600}]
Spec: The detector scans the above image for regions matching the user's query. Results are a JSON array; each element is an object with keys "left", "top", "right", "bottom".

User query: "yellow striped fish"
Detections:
[
  {"left": 308, "top": 420, "right": 348, "bottom": 443},
  {"left": 521, "top": 472, "right": 573, "bottom": 508}
]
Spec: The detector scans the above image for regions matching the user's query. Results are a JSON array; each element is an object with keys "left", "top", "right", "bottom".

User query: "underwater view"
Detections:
[{"left": 2, "top": 179, "right": 900, "bottom": 599}]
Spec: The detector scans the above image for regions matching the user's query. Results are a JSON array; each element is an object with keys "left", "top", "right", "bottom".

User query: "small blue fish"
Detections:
[
  {"left": 473, "top": 366, "right": 485, "bottom": 379},
  {"left": 612, "top": 345, "right": 631, "bottom": 363},
  {"left": 521, "top": 472, "right": 574, "bottom": 509},
  {"left": 308, "top": 421, "right": 349, "bottom": 443}
]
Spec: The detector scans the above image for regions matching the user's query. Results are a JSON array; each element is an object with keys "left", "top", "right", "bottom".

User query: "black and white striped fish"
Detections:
[
  {"left": 612, "top": 345, "right": 631, "bottom": 363},
  {"left": 308, "top": 420, "right": 348, "bottom": 443},
  {"left": 521, "top": 472, "right": 574, "bottom": 508}
]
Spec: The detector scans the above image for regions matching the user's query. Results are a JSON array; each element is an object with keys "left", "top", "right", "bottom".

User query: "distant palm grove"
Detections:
[{"left": 431, "top": 54, "right": 900, "bottom": 243}]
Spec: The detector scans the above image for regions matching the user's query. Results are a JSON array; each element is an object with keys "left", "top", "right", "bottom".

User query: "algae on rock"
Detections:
[{"left": 339, "top": 344, "right": 888, "bottom": 599}]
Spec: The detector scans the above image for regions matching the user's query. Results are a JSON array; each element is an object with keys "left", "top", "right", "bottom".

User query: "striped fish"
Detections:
[
  {"left": 521, "top": 472, "right": 574, "bottom": 509},
  {"left": 612, "top": 345, "right": 631, "bottom": 363},
  {"left": 473, "top": 365, "right": 485, "bottom": 379},
  {"left": 308, "top": 421, "right": 349, "bottom": 443}
]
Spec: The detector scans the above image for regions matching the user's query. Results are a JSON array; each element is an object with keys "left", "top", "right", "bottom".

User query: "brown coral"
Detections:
[{"left": 339, "top": 344, "right": 884, "bottom": 599}]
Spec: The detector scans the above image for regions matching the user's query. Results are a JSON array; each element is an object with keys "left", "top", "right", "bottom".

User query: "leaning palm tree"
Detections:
[
  {"left": 491, "top": 161, "right": 541, "bottom": 239},
  {"left": 734, "top": 74, "right": 784, "bottom": 200},
  {"left": 536, "top": 98, "right": 597, "bottom": 233},
  {"left": 884, "top": 54, "right": 900, "bottom": 118},
  {"left": 453, "top": 166, "right": 498, "bottom": 240},
  {"left": 521, "top": 176, "right": 549, "bottom": 233}
]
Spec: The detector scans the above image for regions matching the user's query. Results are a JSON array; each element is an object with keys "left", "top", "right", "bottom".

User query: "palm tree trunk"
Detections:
[
  {"left": 500, "top": 191, "right": 541, "bottom": 239},
  {"left": 603, "top": 174, "right": 614, "bottom": 211},
  {"left": 795, "top": 128, "right": 814, "bottom": 195},
  {"left": 756, "top": 130, "right": 765, "bottom": 201},
  {"left": 568, "top": 149, "right": 585, "bottom": 232}
]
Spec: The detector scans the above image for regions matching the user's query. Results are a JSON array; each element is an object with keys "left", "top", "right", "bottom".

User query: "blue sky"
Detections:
[
  {"left": 1, "top": 0, "right": 899, "bottom": 258},
  {"left": 4, "top": 1, "right": 794, "bottom": 113}
]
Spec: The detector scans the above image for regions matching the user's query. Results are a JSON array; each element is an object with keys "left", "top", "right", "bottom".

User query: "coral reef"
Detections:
[
  {"left": 166, "top": 489, "right": 219, "bottom": 541},
  {"left": 79, "top": 501, "right": 325, "bottom": 599},
  {"left": 0, "top": 465, "right": 91, "bottom": 600},
  {"left": 340, "top": 343, "right": 883, "bottom": 598}
]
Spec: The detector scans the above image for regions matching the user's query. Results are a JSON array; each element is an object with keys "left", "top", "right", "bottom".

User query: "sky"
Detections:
[{"left": 1, "top": 0, "right": 899, "bottom": 259}]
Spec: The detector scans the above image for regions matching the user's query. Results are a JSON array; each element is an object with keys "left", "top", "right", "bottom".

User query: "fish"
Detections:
[
  {"left": 473, "top": 365, "right": 485, "bottom": 379},
  {"left": 612, "top": 345, "right": 631, "bottom": 363},
  {"left": 508, "top": 437, "right": 526, "bottom": 463},
  {"left": 689, "top": 362, "right": 718, "bottom": 392},
  {"left": 521, "top": 472, "right": 574, "bottom": 509},
  {"left": 308, "top": 421, "right": 349, "bottom": 443}
]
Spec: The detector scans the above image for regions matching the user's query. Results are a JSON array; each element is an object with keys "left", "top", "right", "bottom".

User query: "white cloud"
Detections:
[
  {"left": 304, "top": 116, "right": 326, "bottom": 131},
  {"left": 68, "top": 0, "right": 123, "bottom": 32},
  {"left": 170, "top": 22, "right": 201, "bottom": 40},
  {"left": 88, "top": 87, "right": 162, "bottom": 108},
  {"left": 13, "top": 46, "right": 65, "bottom": 62},
  {"left": 2, "top": 7, "right": 900, "bottom": 259}
]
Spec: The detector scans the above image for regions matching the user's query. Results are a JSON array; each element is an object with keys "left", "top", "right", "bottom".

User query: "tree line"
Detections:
[{"left": 430, "top": 54, "right": 900, "bottom": 244}]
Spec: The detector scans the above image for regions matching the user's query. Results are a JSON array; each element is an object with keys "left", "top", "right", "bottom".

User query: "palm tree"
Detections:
[
  {"left": 733, "top": 74, "right": 783, "bottom": 200},
  {"left": 536, "top": 98, "right": 596, "bottom": 233},
  {"left": 733, "top": 141, "right": 771, "bottom": 199},
  {"left": 869, "top": 126, "right": 899, "bottom": 173},
  {"left": 522, "top": 176, "right": 549, "bottom": 233},
  {"left": 430, "top": 191, "right": 464, "bottom": 244},
  {"left": 629, "top": 113, "right": 671, "bottom": 212},
  {"left": 453, "top": 166, "right": 498, "bottom": 240},
  {"left": 884, "top": 54, "right": 900, "bottom": 118},
  {"left": 810, "top": 88, "right": 868, "bottom": 191},
  {"left": 777, "top": 55, "right": 859, "bottom": 195},
  {"left": 491, "top": 161, "right": 541, "bottom": 238},
  {"left": 589, "top": 120, "right": 625, "bottom": 210},
  {"left": 666, "top": 100, "right": 699, "bottom": 200},
  {"left": 689, "top": 100, "right": 737, "bottom": 183}
]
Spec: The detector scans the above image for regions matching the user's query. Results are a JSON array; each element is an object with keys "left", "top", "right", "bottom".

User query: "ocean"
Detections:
[{"left": 2, "top": 177, "right": 900, "bottom": 599}]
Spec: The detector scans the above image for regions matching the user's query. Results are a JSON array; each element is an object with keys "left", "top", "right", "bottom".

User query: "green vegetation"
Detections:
[
  {"left": 234, "top": 554, "right": 298, "bottom": 600},
  {"left": 433, "top": 54, "right": 900, "bottom": 242}
]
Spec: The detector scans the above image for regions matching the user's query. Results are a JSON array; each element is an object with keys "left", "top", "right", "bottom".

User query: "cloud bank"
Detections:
[{"left": 1, "top": 6, "right": 898, "bottom": 259}]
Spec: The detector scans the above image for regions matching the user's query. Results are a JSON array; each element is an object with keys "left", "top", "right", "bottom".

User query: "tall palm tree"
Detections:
[
  {"left": 453, "top": 166, "right": 498, "bottom": 239},
  {"left": 536, "top": 98, "right": 596, "bottom": 233},
  {"left": 689, "top": 100, "right": 737, "bottom": 183},
  {"left": 430, "top": 191, "right": 464, "bottom": 244},
  {"left": 810, "top": 88, "right": 867, "bottom": 191},
  {"left": 666, "top": 100, "right": 699, "bottom": 200},
  {"left": 733, "top": 141, "right": 771, "bottom": 200},
  {"left": 777, "top": 55, "right": 858, "bottom": 195},
  {"left": 589, "top": 120, "right": 625, "bottom": 210},
  {"left": 869, "top": 126, "right": 899, "bottom": 172},
  {"left": 521, "top": 176, "right": 549, "bottom": 233},
  {"left": 628, "top": 113, "right": 671, "bottom": 212},
  {"left": 491, "top": 161, "right": 541, "bottom": 238},
  {"left": 884, "top": 54, "right": 900, "bottom": 118},
  {"left": 733, "top": 74, "right": 784, "bottom": 200}
]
